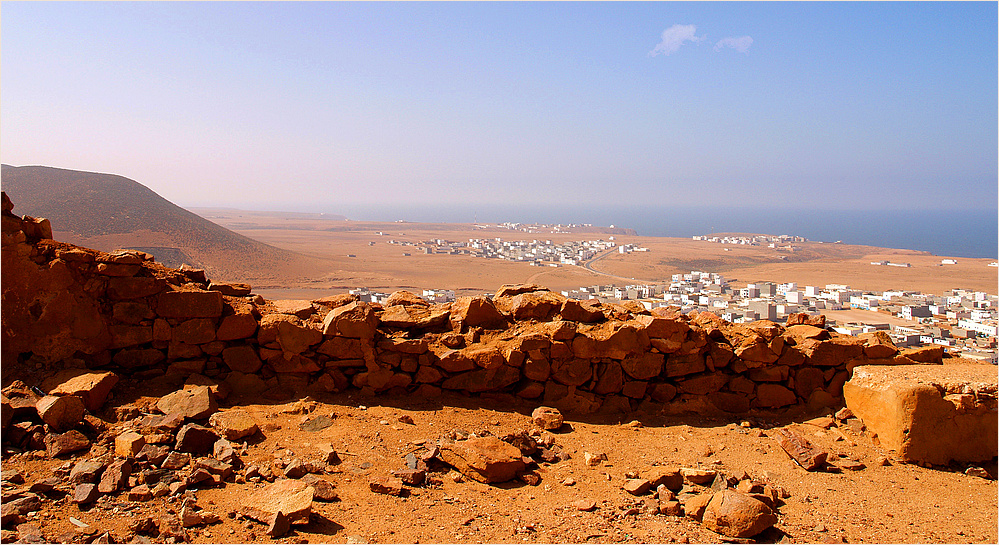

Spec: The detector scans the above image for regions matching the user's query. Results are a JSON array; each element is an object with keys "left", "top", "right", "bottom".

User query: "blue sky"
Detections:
[{"left": 2, "top": 1, "right": 996, "bottom": 212}]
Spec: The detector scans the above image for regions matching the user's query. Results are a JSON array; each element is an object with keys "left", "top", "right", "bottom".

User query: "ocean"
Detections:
[{"left": 323, "top": 204, "right": 998, "bottom": 260}]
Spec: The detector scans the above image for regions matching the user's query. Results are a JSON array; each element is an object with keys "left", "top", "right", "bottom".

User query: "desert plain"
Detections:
[{"left": 188, "top": 208, "right": 996, "bottom": 301}]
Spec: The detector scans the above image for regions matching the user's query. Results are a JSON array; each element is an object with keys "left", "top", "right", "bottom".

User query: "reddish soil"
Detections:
[{"left": 3, "top": 380, "right": 996, "bottom": 545}]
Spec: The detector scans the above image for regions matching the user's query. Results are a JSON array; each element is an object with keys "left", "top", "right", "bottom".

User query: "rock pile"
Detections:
[{"left": 2, "top": 189, "right": 924, "bottom": 419}]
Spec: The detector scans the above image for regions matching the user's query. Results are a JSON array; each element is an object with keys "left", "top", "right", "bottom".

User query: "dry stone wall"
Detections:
[{"left": 2, "top": 192, "right": 937, "bottom": 415}]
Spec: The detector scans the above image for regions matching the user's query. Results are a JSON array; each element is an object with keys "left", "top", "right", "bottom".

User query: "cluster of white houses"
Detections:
[
  {"left": 692, "top": 234, "right": 809, "bottom": 247},
  {"left": 345, "top": 271, "right": 996, "bottom": 364},
  {"left": 385, "top": 237, "right": 620, "bottom": 267}
]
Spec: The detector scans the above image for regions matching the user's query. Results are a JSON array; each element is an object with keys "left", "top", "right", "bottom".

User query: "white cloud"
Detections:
[
  {"left": 649, "top": 24, "right": 705, "bottom": 57},
  {"left": 714, "top": 36, "right": 754, "bottom": 54}
]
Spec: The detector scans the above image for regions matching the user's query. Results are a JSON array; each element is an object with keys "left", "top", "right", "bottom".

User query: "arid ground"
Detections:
[{"left": 189, "top": 209, "right": 996, "bottom": 300}]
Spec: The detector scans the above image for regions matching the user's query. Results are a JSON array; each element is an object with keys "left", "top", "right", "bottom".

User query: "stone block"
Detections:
[
  {"left": 157, "top": 290, "right": 223, "bottom": 318},
  {"left": 844, "top": 364, "right": 998, "bottom": 465}
]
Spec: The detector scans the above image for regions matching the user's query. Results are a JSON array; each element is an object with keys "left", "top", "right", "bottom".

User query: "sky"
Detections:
[{"left": 2, "top": 1, "right": 996, "bottom": 214}]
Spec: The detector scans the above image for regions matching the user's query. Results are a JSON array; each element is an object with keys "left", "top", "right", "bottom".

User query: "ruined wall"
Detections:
[{"left": 2, "top": 192, "right": 937, "bottom": 415}]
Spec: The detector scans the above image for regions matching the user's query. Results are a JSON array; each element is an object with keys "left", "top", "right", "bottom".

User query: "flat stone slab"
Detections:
[{"left": 844, "top": 364, "right": 997, "bottom": 465}]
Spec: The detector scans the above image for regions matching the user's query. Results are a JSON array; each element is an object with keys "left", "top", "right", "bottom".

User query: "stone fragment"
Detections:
[
  {"left": 584, "top": 452, "right": 607, "bottom": 467},
  {"left": 208, "top": 409, "right": 259, "bottom": 441},
  {"left": 208, "top": 282, "right": 252, "bottom": 296},
  {"left": 240, "top": 479, "right": 314, "bottom": 526},
  {"left": 175, "top": 424, "right": 219, "bottom": 453},
  {"left": 774, "top": 428, "right": 828, "bottom": 470},
  {"left": 623, "top": 478, "right": 652, "bottom": 495},
  {"left": 683, "top": 492, "right": 715, "bottom": 521},
  {"left": 531, "top": 406, "right": 564, "bottom": 430},
  {"left": 301, "top": 474, "right": 338, "bottom": 501},
  {"left": 41, "top": 370, "right": 119, "bottom": 412},
  {"left": 161, "top": 451, "right": 191, "bottom": 470},
  {"left": 267, "top": 511, "right": 291, "bottom": 538},
  {"left": 647, "top": 467, "right": 684, "bottom": 491},
  {"left": 659, "top": 499, "right": 683, "bottom": 516},
  {"left": 369, "top": 476, "right": 406, "bottom": 496},
  {"left": 115, "top": 431, "right": 146, "bottom": 458},
  {"left": 36, "top": 395, "right": 86, "bottom": 431},
  {"left": 322, "top": 302, "right": 379, "bottom": 339},
  {"left": 701, "top": 489, "right": 778, "bottom": 538},
  {"left": 0, "top": 495, "right": 40, "bottom": 526},
  {"left": 69, "top": 459, "right": 105, "bottom": 484},
  {"left": 157, "top": 290, "right": 223, "bottom": 318},
  {"left": 573, "top": 499, "right": 597, "bottom": 512},
  {"left": 843, "top": 364, "right": 998, "bottom": 465},
  {"left": 28, "top": 477, "right": 61, "bottom": 493},
  {"left": 72, "top": 484, "right": 100, "bottom": 505},
  {"left": 391, "top": 468, "right": 426, "bottom": 486},
  {"left": 680, "top": 468, "right": 717, "bottom": 485},
  {"left": 128, "top": 484, "right": 153, "bottom": 501},
  {"left": 44, "top": 430, "right": 90, "bottom": 457},
  {"left": 157, "top": 386, "right": 217, "bottom": 420},
  {"left": 97, "top": 459, "right": 132, "bottom": 493},
  {"left": 438, "top": 436, "right": 527, "bottom": 483}
]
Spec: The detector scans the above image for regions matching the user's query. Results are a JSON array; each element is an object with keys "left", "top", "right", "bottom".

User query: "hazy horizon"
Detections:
[{"left": 2, "top": 2, "right": 997, "bottom": 214}]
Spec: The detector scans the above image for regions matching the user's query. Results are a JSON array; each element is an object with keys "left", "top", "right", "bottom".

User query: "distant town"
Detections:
[{"left": 347, "top": 234, "right": 998, "bottom": 365}]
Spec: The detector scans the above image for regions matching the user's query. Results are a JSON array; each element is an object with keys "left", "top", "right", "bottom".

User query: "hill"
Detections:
[{"left": 0, "top": 164, "right": 327, "bottom": 284}]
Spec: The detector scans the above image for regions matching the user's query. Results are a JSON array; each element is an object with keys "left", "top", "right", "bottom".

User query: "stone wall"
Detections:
[{"left": 2, "top": 192, "right": 939, "bottom": 415}]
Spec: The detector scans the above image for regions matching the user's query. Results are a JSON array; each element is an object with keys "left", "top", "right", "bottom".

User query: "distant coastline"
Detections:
[{"left": 241, "top": 203, "right": 997, "bottom": 260}]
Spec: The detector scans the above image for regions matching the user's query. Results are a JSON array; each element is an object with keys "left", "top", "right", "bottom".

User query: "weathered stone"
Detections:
[
  {"left": 301, "top": 474, "right": 338, "bottom": 501},
  {"left": 755, "top": 383, "right": 797, "bottom": 408},
  {"left": 224, "top": 371, "right": 268, "bottom": 396},
  {"left": 560, "top": 299, "right": 605, "bottom": 323},
  {"left": 109, "top": 324, "right": 153, "bottom": 349},
  {"left": 1, "top": 494, "right": 40, "bottom": 526},
  {"left": 785, "top": 313, "right": 825, "bottom": 328},
  {"left": 208, "top": 282, "right": 252, "bottom": 296},
  {"left": 438, "top": 437, "right": 527, "bottom": 483},
  {"left": 665, "top": 353, "right": 706, "bottom": 377},
  {"left": 648, "top": 467, "right": 683, "bottom": 491},
  {"left": 36, "top": 395, "right": 85, "bottom": 431},
  {"left": 678, "top": 374, "right": 728, "bottom": 396},
  {"left": 45, "top": 430, "right": 90, "bottom": 457},
  {"left": 41, "top": 370, "right": 119, "bottom": 412},
  {"left": 161, "top": 451, "right": 191, "bottom": 470},
  {"left": 72, "top": 483, "right": 100, "bottom": 505},
  {"left": 684, "top": 492, "right": 715, "bottom": 521},
  {"left": 112, "top": 348, "right": 165, "bottom": 368},
  {"left": 774, "top": 428, "right": 828, "bottom": 470},
  {"left": 240, "top": 479, "right": 314, "bottom": 525},
  {"left": 532, "top": 406, "right": 564, "bottom": 430},
  {"left": 550, "top": 358, "right": 593, "bottom": 386},
  {"left": 217, "top": 313, "right": 259, "bottom": 341},
  {"left": 369, "top": 476, "right": 406, "bottom": 496},
  {"left": 450, "top": 297, "right": 507, "bottom": 330},
  {"left": 115, "top": 431, "right": 146, "bottom": 458},
  {"left": 508, "top": 291, "right": 565, "bottom": 321},
  {"left": 844, "top": 364, "right": 998, "bottom": 464},
  {"left": 208, "top": 409, "right": 259, "bottom": 441},
  {"left": 900, "top": 345, "right": 945, "bottom": 364},
  {"left": 573, "top": 499, "right": 597, "bottom": 512},
  {"left": 680, "top": 468, "right": 717, "bottom": 485},
  {"left": 322, "top": 302, "right": 379, "bottom": 339},
  {"left": 441, "top": 365, "right": 520, "bottom": 392},
  {"left": 69, "top": 459, "right": 105, "bottom": 484},
  {"left": 97, "top": 459, "right": 132, "bottom": 493},
  {"left": 157, "top": 290, "right": 223, "bottom": 318},
  {"left": 621, "top": 352, "right": 664, "bottom": 380},
  {"left": 273, "top": 299, "right": 315, "bottom": 319},
  {"left": 128, "top": 484, "right": 153, "bottom": 501},
  {"left": 175, "top": 424, "right": 219, "bottom": 453},
  {"left": 701, "top": 489, "right": 778, "bottom": 538},
  {"left": 157, "top": 386, "right": 217, "bottom": 420},
  {"left": 267, "top": 511, "right": 292, "bottom": 538},
  {"left": 623, "top": 478, "right": 652, "bottom": 495}
]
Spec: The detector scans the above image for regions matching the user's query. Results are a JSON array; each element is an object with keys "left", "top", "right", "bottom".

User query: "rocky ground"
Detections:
[{"left": 2, "top": 374, "right": 997, "bottom": 545}]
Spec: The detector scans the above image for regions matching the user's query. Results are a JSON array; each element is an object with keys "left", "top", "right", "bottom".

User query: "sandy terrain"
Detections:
[{"left": 192, "top": 211, "right": 996, "bottom": 299}]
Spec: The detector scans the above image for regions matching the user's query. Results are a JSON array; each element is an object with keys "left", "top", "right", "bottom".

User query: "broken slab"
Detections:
[
  {"left": 239, "top": 479, "right": 313, "bottom": 526},
  {"left": 844, "top": 364, "right": 998, "bottom": 465}
]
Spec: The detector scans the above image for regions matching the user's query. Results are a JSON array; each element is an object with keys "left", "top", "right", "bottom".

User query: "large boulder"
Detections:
[
  {"left": 701, "top": 489, "right": 778, "bottom": 538},
  {"left": 438, "top": 436, "right": 527, "bottom": 483},
  {"left": 844, "top": 364, "right": 998, "bottom": 464},
  {"left": 157, "top": 386, "right": 217, "bottom": 420},
  {"left": 40, "top": 370, "right": 119, "bottom": 412}
]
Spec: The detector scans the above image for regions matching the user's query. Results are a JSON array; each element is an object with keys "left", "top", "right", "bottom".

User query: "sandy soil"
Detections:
[{"left": 5, "top": 375, "right": 996, "bottom": 545}]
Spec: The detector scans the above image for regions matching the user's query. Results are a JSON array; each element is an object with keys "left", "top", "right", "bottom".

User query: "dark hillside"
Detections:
[{"left": 0, "top": 164, "right": 327, "bottom": 282}]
